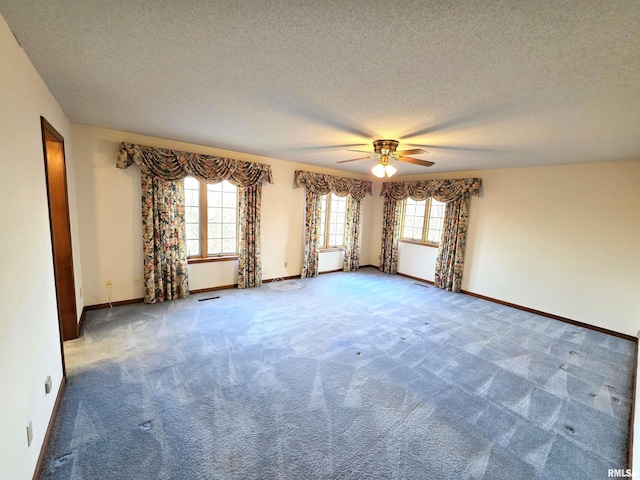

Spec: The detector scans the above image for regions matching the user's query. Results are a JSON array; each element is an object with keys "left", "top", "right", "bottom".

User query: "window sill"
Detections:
[
  {"left": 399, "top": 239, "right": 440, "bottom": 249},
  {"left": 187, "top": 255, "right": 239, "bottom": 264},
  {"left": 320, "top": 247, "right": 345, "bottom": 253}
]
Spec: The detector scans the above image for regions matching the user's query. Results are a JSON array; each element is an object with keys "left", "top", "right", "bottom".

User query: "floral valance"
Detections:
[
  {"left": 294, "top": 170, "right": 372, "bottom": 200},
  {"left": 381, "top": 178, "right": 482, "bottom": 202},
  {"left": 117, "top": 142, "right": 273, "bottom": 187}
]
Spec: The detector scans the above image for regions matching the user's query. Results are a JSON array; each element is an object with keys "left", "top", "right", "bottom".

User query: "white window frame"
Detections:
[
  {"left": 319, "top": 193, "right": 347, "bottom": 249},
  {"left": 184, "top": 177, "right": 239, "bottom": 259},
  {"left": 400, "top": 197, "right": 446, "bottom": 246}
]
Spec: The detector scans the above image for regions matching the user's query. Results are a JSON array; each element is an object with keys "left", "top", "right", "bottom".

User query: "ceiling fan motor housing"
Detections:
[
  {"left": 373, "top": 139, "right": 399, "bottom": 154},
  {"left": 338, "top": 139, "right": 432, "bottom": 169}
]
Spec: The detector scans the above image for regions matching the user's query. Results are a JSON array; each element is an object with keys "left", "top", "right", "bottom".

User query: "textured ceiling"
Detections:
[{"left": 1, "top": 0, "right": 639, "bottom": 175}]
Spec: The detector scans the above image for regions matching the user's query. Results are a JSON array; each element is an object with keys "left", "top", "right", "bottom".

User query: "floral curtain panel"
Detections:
[
  {"left": 295, "top": 170, "right": 372, "bottom": 277},
  {"left": 380, "top": 178, "right": 482, "bottom": 292},
  {"left": 118, "top": 142, "right": 273, "bottom": 301},
  {"left": 343, "top": 195, "right": 362, "bottom": 272},
  {"left": 379, "top": 198, "right": 403, "bottom": 274},
  {"left": 141, "top": 174, "right": 189, "bottom": 303},
  {"left": 434, "top": 193, "right": 473, "bottom": 292},
  {"left": 238, "top": 184, "right": 263, "bottom": 288},
  {"left": 301, "top": 189, "right": 323, "bottom": 278}
]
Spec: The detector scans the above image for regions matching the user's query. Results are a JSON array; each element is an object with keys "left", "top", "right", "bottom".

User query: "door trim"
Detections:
[{"left": 41, "top": 116, "right": 78, "bottom": 355}]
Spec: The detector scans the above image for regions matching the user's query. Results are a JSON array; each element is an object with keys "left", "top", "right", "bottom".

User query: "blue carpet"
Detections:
[{"left": 41, "top": 269, "right": 635, "bottom": 479}]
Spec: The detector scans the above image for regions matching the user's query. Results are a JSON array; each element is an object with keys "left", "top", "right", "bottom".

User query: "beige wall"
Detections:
[
  {"left": 0, "top": 13, "right": 83, "bottom": 480},
  {"left": 71, "top": 124, "right": 376, "bottom": 305},
  {"left": 385, "top": 160, "right": 640, "bottom": 336}
]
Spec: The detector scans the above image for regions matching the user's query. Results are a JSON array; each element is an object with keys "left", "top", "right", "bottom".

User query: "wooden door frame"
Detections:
[{"left": 41, "top": 117, "right": 78, "bottom": 357}]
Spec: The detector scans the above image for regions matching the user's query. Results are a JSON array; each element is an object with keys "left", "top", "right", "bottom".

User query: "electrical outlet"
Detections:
[
  {"left": 26, "top": 420, "right": 33, "bottom": 447},
  {"left": 79, "top": 287, "right": 83, "bottom": 298},
  {"left": 105, "top": 280, "right": 112, "bottom": 288},
  {"left": 284, "top": 262, "right": 288, "bottom": 268},
  {"left": 45, "top": 375, "right": 52, "bottom": 394},
  {"left": 134, "top": 277, "right": 141, "bottom": 285}
]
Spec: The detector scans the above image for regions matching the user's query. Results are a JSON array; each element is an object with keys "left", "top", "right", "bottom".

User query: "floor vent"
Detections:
[{"left": 198, "top": 296, "right": 220, "bottom": 302}]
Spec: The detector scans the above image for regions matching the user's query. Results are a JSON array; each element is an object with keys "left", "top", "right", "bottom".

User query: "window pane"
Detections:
[
  {"left": 209, "top": 223, "right": 222, "bottom": 239},
  {"left": 402, "top": 199, "right": 428, "bottom": 240},
  {"left": 184, "top": 189, "right": 199, "bottom": 206},
  {"left": 208, "top": 239, "right": 222, "bottom": 255},
  {"left": 404, "top": 216, "right": 414, "bottom": 229},
  {"left": 208, "top": 191, "right": 222, "bottom": 207},
  {"left": 404, "top": 228, "right": 414, "bottom": 240},
  {"left": 185, "top": 206, "right": 199, "bottom": 223},
  {"left": 317, "top": 194, "right": 347, "bottom": 248},
  {"left": 208, "top": 207, "right": 221, "bottom": 223},
  {"left": 330, "top": 197, "right": 345, "bottom": 223},
  {"left": 425, "top": 198, "right": 445, "bottom": 244},
  {"left": 222, "top": 223, "right": 236, "bottom": 238},
  {"left": 431, "top": 199, "right": 445, "bottom": 213},
  {"left": 319, "top": 195, "right": 328, "bottom": 247},
  {"left": 222, "top": 208, "right": 236, "bottom": 223},
  {"left": 204, "top": 181, "right": 238, "bottom": 255},
  {"left": 186, "top": 224, "right": 199, "bottom": 240},
  {"left": 222, "top": 193, "right": 236, "bottom": 208},
  {"left": 185, "top": 220, "right": 199, "bottom": 239},
  {"left": 184, "top": 178, "right": 201, "bottom": 256},
  {"left": 326, "top": 195, "right": 347, "bottom": 247},
  {"left": 404, "top": 227, "right": 413, "bottom": 240},
  {"left": 427, "top": 229, "right": 442, "bottom": 244},
  {"left": 429, "top": 217, "right": 442, "bottom": 230},
  {"left": 405, "top": 203, "right": 415, "bottom": 216},
  {"left": 222, "top": 239, "right": 236, "bottom": 253},
  {"left": 186, "top": 240, "right": 200, "bottom": 257},
  {"left": 430, "top": 204, "right": 444, "bottom": 218},
  {"left": 184, "top": 176, "right": 200, "bottom": 189}
]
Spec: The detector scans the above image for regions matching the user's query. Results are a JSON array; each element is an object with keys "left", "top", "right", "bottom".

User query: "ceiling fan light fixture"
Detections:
[
  {"left": 372, "top": 163, "right": 386, "bottom": 178},
  {"left": 384, "top": 164, "right": 397, "bottom": 177}
]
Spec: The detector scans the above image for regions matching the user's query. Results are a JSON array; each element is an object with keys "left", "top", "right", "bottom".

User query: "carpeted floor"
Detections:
[{"left": 41, "top": 269, "right": 636, "bottom": 479}]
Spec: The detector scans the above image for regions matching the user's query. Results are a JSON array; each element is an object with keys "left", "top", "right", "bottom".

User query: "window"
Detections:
[
  {"left": 401, "top": 197, "right": 446, "bottom": 244},
  {"left": 319, "top": 193, "right": 347, "bottom": 248},
  {"left": 184, "top": 177, "right": 238, "bottom": 258}
]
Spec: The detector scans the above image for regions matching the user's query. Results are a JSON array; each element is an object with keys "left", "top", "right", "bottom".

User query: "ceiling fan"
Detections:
[{"left": 337, "top": 139, "right": 434, "bottom": 178}]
